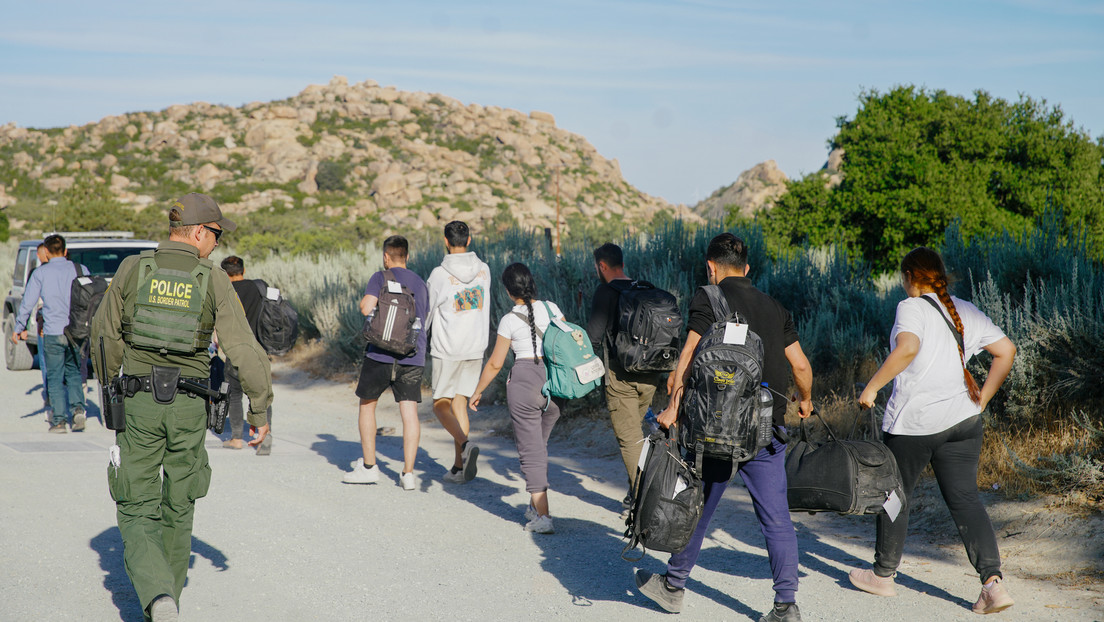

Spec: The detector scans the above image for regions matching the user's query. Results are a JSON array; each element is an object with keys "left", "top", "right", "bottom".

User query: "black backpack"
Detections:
[
  {"left": 611, "top": 280, "right": 683, "bottom": 373},
  {"left": 362, "top": 269, "right": 418, "bottom": 358},
  {"left": 622, "top": 428, "right": 704, "bottom": 561},
  {"left": 678, "top": 285, "right": 766, "bottom": 471},
  {"left": 64, "top": 264, "right": 109, "bottom": 346},
  {"left": 253, "top": 280, "right": 299, "bottom": 356},
  {"left": 786, "top": 410, "right": 905, "bottom": 515}
]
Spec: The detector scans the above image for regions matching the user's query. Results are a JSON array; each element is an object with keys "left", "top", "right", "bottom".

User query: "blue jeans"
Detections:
[
  {"left": 37, "top": 333, "right": 50, "bottom": 406},
  {"left": 665, "top": 433, "right": 799, "bottom": 603},
  {"left": 41, "top": 335, "right": 84, "bottom": 424}
]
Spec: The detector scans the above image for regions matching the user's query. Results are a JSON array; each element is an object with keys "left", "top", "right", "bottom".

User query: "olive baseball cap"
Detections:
[{"left": 169, "top": 193, "right": 237, "bottom": 232}]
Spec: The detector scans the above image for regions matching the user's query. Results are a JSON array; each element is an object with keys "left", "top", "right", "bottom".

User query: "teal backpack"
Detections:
[{"left": 517, "top": 301, "right": 604, "bottom": 400}]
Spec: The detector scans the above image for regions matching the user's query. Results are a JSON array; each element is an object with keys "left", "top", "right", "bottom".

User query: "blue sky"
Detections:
[{"left": 1, "top": 0, "right": 1101, "bottom": 205}]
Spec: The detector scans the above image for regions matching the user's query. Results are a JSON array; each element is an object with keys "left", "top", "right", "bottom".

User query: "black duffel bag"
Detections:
[
  {"left": 786, "top": 409, "right": 904, "bottom": 515},
  {"left": 622, "top": 427, "right": 704, "bottom": 561}
]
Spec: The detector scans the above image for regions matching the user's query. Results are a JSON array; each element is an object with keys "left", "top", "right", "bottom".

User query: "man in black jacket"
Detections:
[{"left": 219, "top": 255, "right": 273, "bottom": 455}]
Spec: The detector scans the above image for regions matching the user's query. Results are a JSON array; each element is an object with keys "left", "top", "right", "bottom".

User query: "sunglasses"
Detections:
[{"left": 203, "top": 225, "right": 223, "bottom": 243}]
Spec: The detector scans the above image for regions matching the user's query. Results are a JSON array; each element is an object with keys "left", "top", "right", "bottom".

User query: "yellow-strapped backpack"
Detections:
[{"left": 123, "top": 251, "right": 214, "bottom": 355}]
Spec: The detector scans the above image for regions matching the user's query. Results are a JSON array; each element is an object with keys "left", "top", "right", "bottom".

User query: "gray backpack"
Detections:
[{"left": 677, "top": 285, "right": 766, "bottom": 471}]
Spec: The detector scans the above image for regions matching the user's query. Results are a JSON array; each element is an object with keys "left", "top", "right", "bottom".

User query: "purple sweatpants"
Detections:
[
  {"left": 506, "top": 361, "right": 562, "bottom": 493},
  {"left": 665, "top": 433, "right": 799, "bottom": 603}
]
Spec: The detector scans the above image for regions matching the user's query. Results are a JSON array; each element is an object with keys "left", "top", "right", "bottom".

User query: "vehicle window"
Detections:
[
  {"left": 13, "top": 248, "right": 30, "bottom": 287},
  {"left": 68, "top": 248, "right": 148, "bottom": 278}
]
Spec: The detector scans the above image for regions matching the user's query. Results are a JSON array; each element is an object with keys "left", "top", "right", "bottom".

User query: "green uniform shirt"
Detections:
[{"left": 91, "top": 240, "right": 273, "bottom": 425}]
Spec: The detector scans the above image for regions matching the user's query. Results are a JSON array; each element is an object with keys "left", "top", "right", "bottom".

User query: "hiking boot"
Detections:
[
  {"left": 973, "top": 576, "right": 1014, "bottom": 614},
  {"left": 48, "top": 423, "right": 67, "bottom": 434},
  {"left": 255, "top": 435, "right": 272, "bottom": 456},
  {"left": 524, "top": 514, "right": 555, "bottom": 534},
  {"left": 443, "top": 468, "right": 465, "bottom": 484},
  {"left": 343, "top": 458, "right": 380, "bottom": 484},
  {"left": 635, "top": 570, "right": 684, "bottom": 613},
  {"left": 461, "top": 441, "right": 479, "bottom": 482},
  {"left": 759, "top": 602, "right": 802, "bottom": 622},
  {"left": 149, "top": 594, "right": 178, "bottom": 621},
  {"left": 848, "top": 568, "right": 898, "bottom": 597},
  {"left": 399, "top": 471, "right": 416, "bottom": 491},
  {"left": 223, "top": 438, "right": 243, "bottom": 450}
]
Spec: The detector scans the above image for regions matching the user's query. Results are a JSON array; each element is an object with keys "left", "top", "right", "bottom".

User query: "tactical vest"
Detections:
[{"left": 123, "top": 250, "right": 215, "bottom": 355}]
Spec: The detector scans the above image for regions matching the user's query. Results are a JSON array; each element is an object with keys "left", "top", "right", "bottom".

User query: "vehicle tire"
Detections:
[{"left": 4, "top": 315, "right": 35, "bottom": 371}]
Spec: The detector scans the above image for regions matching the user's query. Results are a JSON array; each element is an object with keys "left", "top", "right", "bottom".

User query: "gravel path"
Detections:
[{"left": 1, "top": 360, "right": 1100, "bottom": 621}]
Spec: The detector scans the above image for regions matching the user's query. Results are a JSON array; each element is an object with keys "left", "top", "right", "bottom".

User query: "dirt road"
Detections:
[{"left": 0, "top": 359, "right": 1100, "bottom": 621}]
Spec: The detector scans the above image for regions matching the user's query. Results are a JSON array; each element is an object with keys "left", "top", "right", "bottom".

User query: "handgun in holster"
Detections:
[{"left": 99, "top": 336, "right": 127, "bottom": 431}]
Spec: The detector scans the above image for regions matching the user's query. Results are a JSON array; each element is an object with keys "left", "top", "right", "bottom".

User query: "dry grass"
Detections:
[{"left": 979, "top": 422, "right": 1104, "bottom": 511}]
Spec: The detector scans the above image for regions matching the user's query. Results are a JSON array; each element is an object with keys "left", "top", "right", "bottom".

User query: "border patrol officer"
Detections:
[{"left": 91, "top": 193, "right": 273, "bottom": 622}]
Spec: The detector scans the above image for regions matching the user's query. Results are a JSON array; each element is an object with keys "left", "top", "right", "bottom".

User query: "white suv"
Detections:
[{"left": 4, "top": 232, "right": 158, "bottom": 370}]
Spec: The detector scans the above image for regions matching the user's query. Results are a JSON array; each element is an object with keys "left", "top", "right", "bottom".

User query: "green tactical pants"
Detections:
[
  {"left": 605, "top": 362, "right": 661, "bottom": 489},
  {"left": 107, "top": 390, "right": 211, "bottom": 616}
]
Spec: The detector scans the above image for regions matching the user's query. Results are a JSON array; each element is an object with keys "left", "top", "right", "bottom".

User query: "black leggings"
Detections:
[{"left": 874, "top": 415, "right": 1002, "bottom": 583}]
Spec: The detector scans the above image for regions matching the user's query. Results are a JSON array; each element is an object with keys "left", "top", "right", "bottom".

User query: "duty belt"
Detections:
[{"left": 117, "top": 375, "right": 211, "bottom": 399}]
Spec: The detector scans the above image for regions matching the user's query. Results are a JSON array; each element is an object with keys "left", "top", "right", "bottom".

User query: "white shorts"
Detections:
[{"left": 431, "top": 357, "right": 482, "bottom": 400}]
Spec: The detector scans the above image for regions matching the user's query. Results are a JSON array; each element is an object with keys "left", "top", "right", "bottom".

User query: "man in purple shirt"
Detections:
[
  {"left": 343, "top": 235, "right": 429, "bottom": 491},
  {"left": 12, "top": 234, "right": 86, "bottom": 432}
]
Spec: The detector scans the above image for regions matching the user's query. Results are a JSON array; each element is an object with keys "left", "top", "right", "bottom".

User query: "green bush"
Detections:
[{"left": 315, "top": 160, "right": 347, "bottom": 192}]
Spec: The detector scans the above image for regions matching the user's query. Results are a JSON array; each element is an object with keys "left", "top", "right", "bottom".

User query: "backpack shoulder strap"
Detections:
[
  {"left": 512, "top": 307, "right": 545, "bottom": 339},
  {"left": 701, "top": 285, "right": 732, "bottom": 323},
  {"left": 919, "top": 295, "right": 964, "bottom": 353}
]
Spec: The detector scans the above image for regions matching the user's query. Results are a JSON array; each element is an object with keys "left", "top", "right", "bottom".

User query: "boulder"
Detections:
[
  {"left": 372, "top": 172, "right": 405, "bottom": 196},
  {"left": 529, "top": 110, "right": 555, "bottom": 126},
  {"left": 110, "top": 174, "right": 131, "bottom": 190},
  {"left": 100, "top": 153, "right": 118, "bottom": 169},
  {"left": 42, "top": 176, "right": 76, "bottom": 192},
  {"left": 195, "top": 163, "right": 223, "bottom": 190}
]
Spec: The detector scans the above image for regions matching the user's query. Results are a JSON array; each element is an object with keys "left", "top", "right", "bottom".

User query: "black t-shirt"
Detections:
[
  {"left": 686, "top": 276, "right": 798, "bottom": 425},
  {"left": 231, "top": 278, "right": 266, "bottom": 340},
  {"left": 586, "top": 280, "right": 624, "bottom": 353}
]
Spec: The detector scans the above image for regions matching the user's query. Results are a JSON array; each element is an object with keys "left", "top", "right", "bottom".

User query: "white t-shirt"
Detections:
[
  {"left": 496, "top": 300, "right": 564, "bottom": 359},
  {"left": 882, "top": 293, "right": 1007, "bottom": 436}
]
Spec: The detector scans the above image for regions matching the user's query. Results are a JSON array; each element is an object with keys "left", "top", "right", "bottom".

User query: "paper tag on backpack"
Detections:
[
  {"left": 637, "top": 438, "right": 651, "bottom": 471},
  {"left": 883, "top": 490, "right": 902, "bottom": 522},
  {"left": 266, "top": 286, "right": 280, "bottom": 301},
  {"left": 574, "top": 357, "right": 605, "bottom": 384},
  {"left": 387, "top": 280, "right": 402, "bottom": 294},
  {"left": 77, "top": 277, "right": 93, "bottom": 286},
  {"left": 723, "top": 322, "right": 748, "bottom": 345}
]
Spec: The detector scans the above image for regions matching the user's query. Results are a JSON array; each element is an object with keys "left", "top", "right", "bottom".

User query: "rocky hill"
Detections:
[
  {"left": 0, "top": 76, "right": 697, "bottom": 242},
  {"left": 693, "top": 149, "right": 844, "bottom": 221}
]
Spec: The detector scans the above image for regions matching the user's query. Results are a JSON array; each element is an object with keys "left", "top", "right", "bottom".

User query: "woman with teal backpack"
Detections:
[{"left": 470, "top": 263, "right": 566, "bottom": 534}]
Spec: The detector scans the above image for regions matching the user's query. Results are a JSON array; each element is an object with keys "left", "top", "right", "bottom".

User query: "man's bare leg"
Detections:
[
  {"left": 432, "top": 397, "right": 469, "bottom": 469},
  {"left": 397, "top": 400, "right": 421, "bottom": 474},
  {"left": 357, "top": 399, "right": 378, "bottom": 465}
]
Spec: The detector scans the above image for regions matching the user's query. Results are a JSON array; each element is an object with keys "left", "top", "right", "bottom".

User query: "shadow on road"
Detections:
[{"left": 91, "top": 527, "right": 232, "bottom": 622}]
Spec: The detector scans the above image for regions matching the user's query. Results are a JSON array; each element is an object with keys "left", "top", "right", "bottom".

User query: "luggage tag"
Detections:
[
  {"left": 574, "top": 357, "right": 605, "bottom": 384},
  {"left": 266, "top": 286, "right": 280, "bottom": 301},
  {"left": 387, "top": 280, "right": 402, "bottom": 294},
  {"left": 637, "top": 438, "right": 651, "bottom": 471},
  {"left": 883, "top": 490, "right": 902, "bottom": 522},
  {"left": 723, "top": 322, "right": 748, "bottom": 345},
  {"left": 77, "top": 277, "right": 93, "bottom": 286}
]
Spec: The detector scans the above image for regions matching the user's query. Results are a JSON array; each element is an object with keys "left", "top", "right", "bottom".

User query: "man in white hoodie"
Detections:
[{"left": 426, "top": 221, "right": 492, "bottom": 483}]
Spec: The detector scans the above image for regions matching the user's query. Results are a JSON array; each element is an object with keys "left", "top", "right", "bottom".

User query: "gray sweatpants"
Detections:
[{"left": 506, "top": 361, "right": 561, "bottom": 493}]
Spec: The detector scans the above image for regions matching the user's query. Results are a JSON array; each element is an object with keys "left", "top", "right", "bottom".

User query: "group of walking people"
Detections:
[
  {"left": 342, "top": 222, "right": 1019, "bottom": 621},
  {"left": 73, "top": 190, "right": 1017, "bottom": 621}
]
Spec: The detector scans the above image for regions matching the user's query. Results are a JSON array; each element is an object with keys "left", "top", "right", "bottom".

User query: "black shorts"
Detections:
[{"left": 355, "top": 358, "right": 424, "bottom": 403}]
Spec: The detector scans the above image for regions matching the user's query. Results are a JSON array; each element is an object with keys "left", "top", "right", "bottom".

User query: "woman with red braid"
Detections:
[{"left": 847, "top": 247, "right": 1018, "bottom": 615}]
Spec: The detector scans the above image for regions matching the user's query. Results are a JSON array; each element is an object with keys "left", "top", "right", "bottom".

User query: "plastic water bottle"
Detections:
[
  {"left": 756, "top": 382, "right": 774, "bottom": 449},
  {"left": 644, "top": 407, "right": 659, "bottom": 435},
  {"left": 412, "top": 317, "right": 423, "bottom": 342}
]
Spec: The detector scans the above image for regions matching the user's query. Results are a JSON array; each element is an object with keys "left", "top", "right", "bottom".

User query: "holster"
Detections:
[
  {"left": 207, "top": 381, "right": 231, "bottom": 433},
  {"left": 150, "top": 365, "right": 182, "bottom": 404}
]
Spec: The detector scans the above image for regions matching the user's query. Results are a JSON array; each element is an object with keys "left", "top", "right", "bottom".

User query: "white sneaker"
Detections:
[
  {"left": 524, "top": 503, "right": 538, "bottom": 522},
  {"left": 524, "top": 514, "right": 554, "bottom": 534},
  {"left": 399, "top": 471, "right": 416, "bottom": 491},
  {"left": 343, "top": 458, "right": 380, "bottom": 484},
  {"left": 442, "top": 469, "right": 465, "bottom": 484}
]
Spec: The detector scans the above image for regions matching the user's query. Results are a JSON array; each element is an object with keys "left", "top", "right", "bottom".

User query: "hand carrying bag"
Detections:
[{"left": 785, "top": 410, "right": 905, "bottom": 515}]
